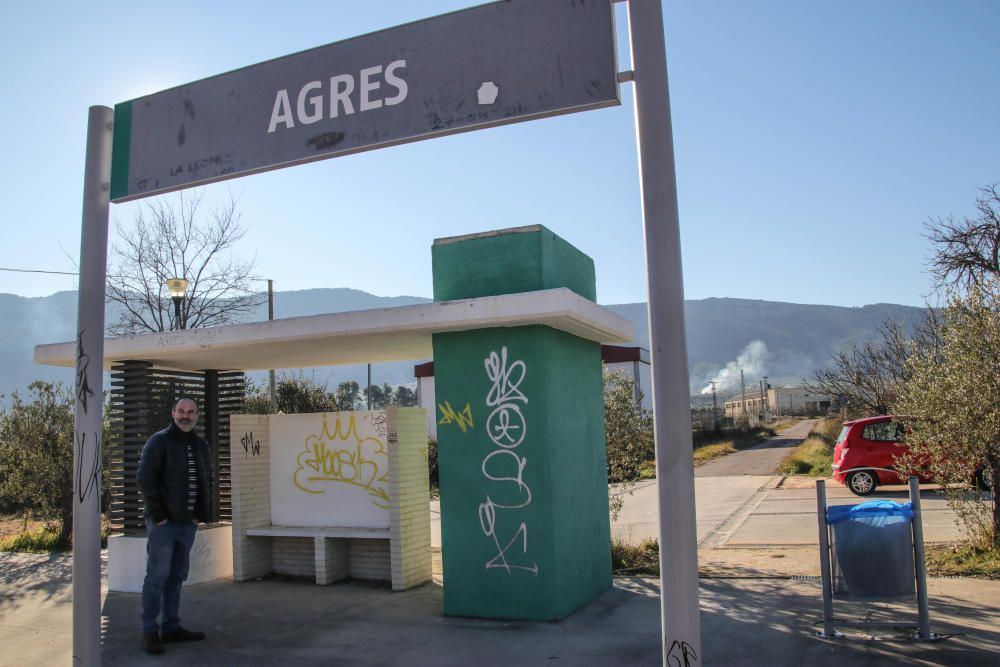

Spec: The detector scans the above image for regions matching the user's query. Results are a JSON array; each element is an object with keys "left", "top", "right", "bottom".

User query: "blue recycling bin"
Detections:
[{"left": 827, "top": 500, "right": 916, "bottom": 599}]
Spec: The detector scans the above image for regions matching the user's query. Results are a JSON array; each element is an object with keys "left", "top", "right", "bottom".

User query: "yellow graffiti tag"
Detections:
[
  {"left": 292, "top": 413, "right": 390, "bottom": 508},
  {"left": 438, "top": 401, "right": 474, "bottom": 432}
]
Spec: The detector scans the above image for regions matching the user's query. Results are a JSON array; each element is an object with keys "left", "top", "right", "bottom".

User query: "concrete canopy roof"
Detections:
[{"left": 34, "top": 288, "right": 633, "bottom": 373}]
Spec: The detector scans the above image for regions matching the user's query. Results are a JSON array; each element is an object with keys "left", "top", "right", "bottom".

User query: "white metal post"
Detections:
[
  {"left": 908, "top": 476, "right": 933, "bottom": 639},
  {"left": 626, "top": 0, "right": 702, "bottom": 662},
  {"left": 73, "top": 105, "right": 114, "bottom": 666},
  {"left": 816, "top": 480, "right": 836, "bottom": 637}
]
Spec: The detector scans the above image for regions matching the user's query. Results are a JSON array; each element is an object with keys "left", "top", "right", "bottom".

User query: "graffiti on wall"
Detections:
[
  {"left": 438, "top": 400, "right": 474, "bottom": 432},
  {"left": 292, "top": 412, "right": 390, "bottom": 508},
  {"left": 479, "top": 346, "right": 538, "bottom": 575},
  {"left": 240, "top": 431, "right": 261, "bottom": 458}
]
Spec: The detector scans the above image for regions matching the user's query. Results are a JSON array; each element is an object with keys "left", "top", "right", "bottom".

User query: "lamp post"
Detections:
[{"left": 165, "top": 277, "right": 189, "bottom": 330}]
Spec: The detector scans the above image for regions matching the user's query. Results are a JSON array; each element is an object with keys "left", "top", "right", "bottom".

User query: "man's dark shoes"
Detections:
[
  {"left": 161, "top": 626, "right": 206, "bottom": 643},
  {"left": 141, "top": 632, "right": 164, "bottom": 654}
]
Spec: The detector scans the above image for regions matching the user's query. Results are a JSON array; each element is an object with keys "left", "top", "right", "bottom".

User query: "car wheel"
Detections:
[{"left": 847, "top": 470, "right": 877, "bottom": 496}]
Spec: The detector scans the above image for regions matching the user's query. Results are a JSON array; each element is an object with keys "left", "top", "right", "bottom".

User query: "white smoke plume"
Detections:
[{"left": 700, "top": 340, "right": 770, "bottom": 395}]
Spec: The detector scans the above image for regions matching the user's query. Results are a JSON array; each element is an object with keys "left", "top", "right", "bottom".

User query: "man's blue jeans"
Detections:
[{"left": 141, "top": 517, "right": 197, "bottom": 634}]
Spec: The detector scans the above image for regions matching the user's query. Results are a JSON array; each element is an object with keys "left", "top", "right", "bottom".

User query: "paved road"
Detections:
[
  {"left": 605, "top": 418, "right": 967, "bottom": 549},
  {"left": 695, "top": 418, "right": 818, "bottom": 477}
]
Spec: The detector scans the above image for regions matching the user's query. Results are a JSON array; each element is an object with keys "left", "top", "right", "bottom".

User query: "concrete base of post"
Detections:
[{"left": 108, "top": 525, "right": 234, "bottom": 593}]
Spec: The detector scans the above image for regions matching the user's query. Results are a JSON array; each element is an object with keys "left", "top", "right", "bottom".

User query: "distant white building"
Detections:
[{"left": 724, "top": 385, "right": 832, "bottom": 425}]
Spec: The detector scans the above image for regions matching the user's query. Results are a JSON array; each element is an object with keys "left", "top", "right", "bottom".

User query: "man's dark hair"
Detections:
[{"left": 172, "top": 397, "right": 199, "bottom": 411}]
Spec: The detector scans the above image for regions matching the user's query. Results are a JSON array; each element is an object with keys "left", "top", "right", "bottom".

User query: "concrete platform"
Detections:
[
  {"left": 3, "top": 550, "right": 1000, "bottom": 666},
  {"left": 3, "top": 474, "right": 995, "bottom": 665}
]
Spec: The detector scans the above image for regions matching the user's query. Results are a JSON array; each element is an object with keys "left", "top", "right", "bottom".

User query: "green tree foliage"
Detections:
[
  {"left": 395, "top": 385, "right": 418, "bottom": 407},
  {"left": 244, "top": 374, "right": 417, "bottom": 414},
  {"left": 361, "top": 382, "right": 418, "bottom": 409},
  {"left": 0, "top": 382, "right": 75, "bottom": 540},
  {"left": 364, "top": 382, "right": 395, "bottom": 409},
  {"left": 244, "top": 373, "right": 336, "bottom": 414},
  {"left": 895, "top": 281, "right": 1000, "bottom": 550},
  {"left": 604, "top": 367, "right": 654, "bottom": 519},
  {"left": 333, "top": 381, "right": 361, "bottom": 411}
]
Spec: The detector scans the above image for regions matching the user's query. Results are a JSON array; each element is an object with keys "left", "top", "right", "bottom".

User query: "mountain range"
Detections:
[{"left": 1, "top": 289, "right": 926, "bottom": 402}]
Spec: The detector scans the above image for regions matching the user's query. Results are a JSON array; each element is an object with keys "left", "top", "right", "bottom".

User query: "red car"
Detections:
[
  {"left": 832, "top": 416, "right": 927, "bottom": 495},
  {"left": 832, "top": 415, "right": 994, "bottom": 495}
]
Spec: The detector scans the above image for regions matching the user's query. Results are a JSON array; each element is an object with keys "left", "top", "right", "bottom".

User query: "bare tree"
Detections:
[
  {"left": 106, "top": 190, "right": 265, "bottom": 335},
  {"left": 926, "top": 182, "right": 1000, "bottom": 291},
  {"left": 807, "top": 319, "right": 917, "bottom": 418}
]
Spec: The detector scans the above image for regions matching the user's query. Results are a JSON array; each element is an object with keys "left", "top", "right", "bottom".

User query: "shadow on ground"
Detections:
[
  {"left": 0, "top": 552, "right": 72, "bottom": 610},
  {"left": 95, "top": 563, "right": 1000, "bottom": 667},
  {"left": 100, "top": 577, "right": 662, "bottom": 666},
  {"left": 692, "top": 559, "right": 1000, "bottom": 667}
]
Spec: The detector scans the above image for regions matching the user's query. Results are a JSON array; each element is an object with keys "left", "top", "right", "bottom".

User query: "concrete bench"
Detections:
[
  {"left": 231, "top": 409, "right": 432, "bottom": 592},
  {"left": 246, "top": 525, "right": 392, "bottom": 586}
]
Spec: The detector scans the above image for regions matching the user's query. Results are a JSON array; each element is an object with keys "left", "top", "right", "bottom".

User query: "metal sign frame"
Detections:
[
  {"left": 110, "top": 0, "right": 619, "bottom": 202},
  {"left": 72, "top": 1, "right": 699, "bottom": 664}
]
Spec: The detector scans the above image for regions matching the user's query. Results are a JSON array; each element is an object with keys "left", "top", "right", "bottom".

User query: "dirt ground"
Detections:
[
  {"left": 0, "top": 514, "right": 112, "bottom": 543},
  {"left": 0, "top": 515, "right": 47, "bottom": 540},
  {"left": 699, "top": 545, "right": 822, "bottom": 577}
]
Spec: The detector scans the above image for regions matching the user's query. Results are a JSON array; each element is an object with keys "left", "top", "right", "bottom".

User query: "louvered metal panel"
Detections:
[{"left": 108, "top": 362, "right": 244, "bottom": 535}]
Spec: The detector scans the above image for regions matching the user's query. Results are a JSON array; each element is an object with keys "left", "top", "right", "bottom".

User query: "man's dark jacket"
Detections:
[{"left": 137, "top": 422, "right": 213, "bottom": 524}]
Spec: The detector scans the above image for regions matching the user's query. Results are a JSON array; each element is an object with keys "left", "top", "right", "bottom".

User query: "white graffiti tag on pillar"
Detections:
[{"left": 479, "top": 346, "right": 538, "bottom": 575}]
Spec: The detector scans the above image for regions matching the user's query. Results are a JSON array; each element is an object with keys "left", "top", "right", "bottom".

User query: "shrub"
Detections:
[
  {"left": 604, "top": 368, "right": 654, "bottom": 519},
  {"left": 0, "top": 522, "right": 70, "bottom": 552}
]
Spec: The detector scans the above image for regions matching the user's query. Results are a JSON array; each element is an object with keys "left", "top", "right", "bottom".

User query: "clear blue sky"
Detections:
[{"left": 1, "top": 1, "right": 997, "bottom": 308}]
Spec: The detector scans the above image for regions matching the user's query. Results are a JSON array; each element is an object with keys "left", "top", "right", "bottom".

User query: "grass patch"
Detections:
[
  {"left": 693, "top": 441, "right": 737, "bottom": 465},
  {"left": 777, "top": 418, "right": 840, "bottom": 476},
  {"left": 611, "top": 538, "right": 660, "bottom": 575},
  {"left": 926, "top": 543, "right": 1000, "bottom": 579},
  {"left": 0, "top": 514, "right": 113, "bottom": 552},
  {"left": 778, "top": 437, "right": 833, "bottom": 476},
  {"left": 0, "top": 522, "right": 70, "bottom": 552},
  {"left": 809, "top": 418, "right": 843, "bottom": 447},
  {"left": 638, "top": 459, "right": 657, "bottom": 480}
]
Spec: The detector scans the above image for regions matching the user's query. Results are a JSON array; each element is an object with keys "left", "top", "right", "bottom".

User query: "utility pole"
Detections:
[
  {"left": 759, "top": 379, "right": 764, "bottom": 425},
  {"left": 367, "top": 363, "right": 372, "bottom": 410},
  {"left": 709, "top": 381, "right": 718, "bottom": 431},
  {"left": 762, "top": 375, "right": 769, "bottom": 422},
  {"left": 268, "top": 279, "right": 275, "bottom": 402},
  {"left": 740, "top": 369, "right": 747, "bottom": 424}
]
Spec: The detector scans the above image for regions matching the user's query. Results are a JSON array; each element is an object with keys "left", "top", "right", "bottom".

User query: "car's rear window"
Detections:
[
  {"left": 862, "top": 421, "right": 902, "bottom": 442},
  {"left": 836, "top": 426, "right": 848, "bottom": 445}
]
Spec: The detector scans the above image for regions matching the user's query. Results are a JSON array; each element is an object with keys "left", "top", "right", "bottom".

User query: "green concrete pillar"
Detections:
[{"left": 432, "top": 225, "right": 611, "bottom": 620}]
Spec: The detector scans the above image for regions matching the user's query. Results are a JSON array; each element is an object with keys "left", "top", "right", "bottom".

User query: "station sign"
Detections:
[{"left": 110, "top": 0, "right": 619, "bottom": 202}]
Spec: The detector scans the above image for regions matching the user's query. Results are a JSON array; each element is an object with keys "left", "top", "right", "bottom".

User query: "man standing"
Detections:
[{"left": 137, "top": 397, "right": 212, "bottom": 655}]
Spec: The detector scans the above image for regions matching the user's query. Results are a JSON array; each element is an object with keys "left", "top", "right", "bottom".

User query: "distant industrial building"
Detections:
[{"left": 724, "top": 385, "right": 832, "bottom": 425}]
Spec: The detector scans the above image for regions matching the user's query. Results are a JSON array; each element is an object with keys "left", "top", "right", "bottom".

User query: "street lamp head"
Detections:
[
  {"left": 165, "top": 277, "right": 188, "bottom": 330},
  {"left": 165, "top": 277, "right": 189, "bottom": 299}
]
